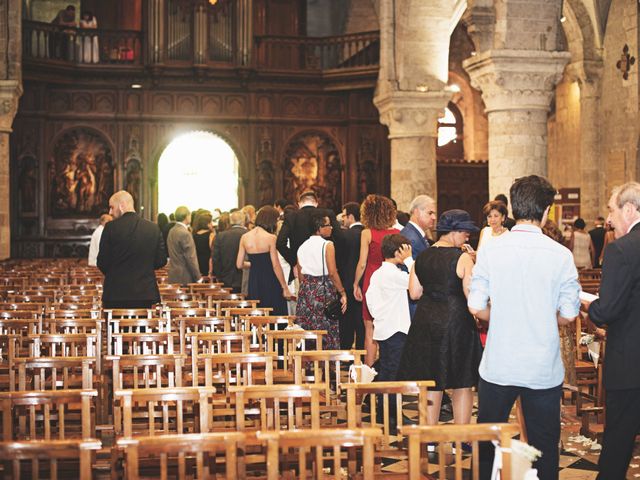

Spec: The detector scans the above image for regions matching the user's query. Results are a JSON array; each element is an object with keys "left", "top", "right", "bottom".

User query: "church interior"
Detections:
[{"left": 0, "top": 0, "right": 638, "bottom": 478}]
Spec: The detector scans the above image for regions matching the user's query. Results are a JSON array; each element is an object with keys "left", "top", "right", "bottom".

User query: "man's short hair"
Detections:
[
  {"left": 494, "top": 193, "right": 509, "bottom": 207},
  {"left": 174, "top": 206, "right": 190, "bottom": 223},
  {"left": 342, "top": 202, "right": 360, "bottom": 221},
  {"left": 381, "top": 234, "right": 410, "bottom": 259},
  {"left": 596, "top": 216, "right": 605, "bottom": 222},
  {"left": 408, "top": 195, "right": 435, "bottom": 215},
  {"left": 274, "top": 198, "right": 288, "bottom": 210},
  {"left": 612, "top": 181, "right": 640, "bottom": 212},
  {"left": 510, "top": 175, "right": 556, "bottom": 222},
  {"left": 229, "top": 210, "right": 245, "bottom": 226},
  {"left": 299, "top": 191, "right": 318, "bottom": 204},
  {"left": 574, "top": 218, "right": 586, "bottom": 230}
]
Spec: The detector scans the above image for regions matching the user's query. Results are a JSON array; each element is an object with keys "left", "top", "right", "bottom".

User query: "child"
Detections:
[{"left": 365, "top": 234, "right": 414, "bottom": 421}]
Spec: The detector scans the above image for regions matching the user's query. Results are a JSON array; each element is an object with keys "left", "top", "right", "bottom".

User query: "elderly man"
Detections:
[
  {"left": 468, "top": 175, "right": 580, "bottom": 480},
  {"left": 167, "top": 206, "right": 202, "bottom": 285},
  {"left": 88, "top": 213, "right": 112, "bottom": 266},
  {"left": 97, "top": 191, "right": 166, "bottom": 308},
  {"left": 586, "top": 182, "right": 640, "bottom": 479},
  {"left": 212, "top": 209, "right": 247, "bottom": 292}
]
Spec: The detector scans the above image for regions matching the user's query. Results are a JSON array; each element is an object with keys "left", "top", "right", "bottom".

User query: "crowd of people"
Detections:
[{"left": 91, "top": 175, "right": 640, "bottom": 479}]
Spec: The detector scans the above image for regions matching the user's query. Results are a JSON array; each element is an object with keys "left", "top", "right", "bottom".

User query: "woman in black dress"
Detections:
[
  {"left": 192, "top": 211, "right": 214, "bottom": 276},
  {"left": 397, "top": 209, "right": 482, "bottom": 426}
]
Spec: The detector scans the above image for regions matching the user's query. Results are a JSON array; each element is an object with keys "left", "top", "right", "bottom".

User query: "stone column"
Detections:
[
  {"left": 568, "top": 61, "right": 603, "bottom": 222},
  {"left": 0, "top": 81, "right": 22, "bottom": 260},
  {"left": 464, "top": 50, "right": 571, "bottom": 198},
  {"left": 374, "top": 91, "right": 451, "bottom": 211}
]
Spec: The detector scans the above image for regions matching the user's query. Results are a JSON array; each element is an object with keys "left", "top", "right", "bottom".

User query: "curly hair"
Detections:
[{"left": 360, "top": 194, "right": 397, "bottom": 230}]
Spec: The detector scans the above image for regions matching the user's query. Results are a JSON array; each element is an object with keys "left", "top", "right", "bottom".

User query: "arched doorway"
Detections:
[{"left": 158, "top": 131, "right": 239, "bottom": 216}]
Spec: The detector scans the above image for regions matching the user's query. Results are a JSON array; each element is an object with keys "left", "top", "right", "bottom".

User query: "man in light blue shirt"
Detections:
[{"left": 468, "top": 175, "right": 580, "bottom": 480}]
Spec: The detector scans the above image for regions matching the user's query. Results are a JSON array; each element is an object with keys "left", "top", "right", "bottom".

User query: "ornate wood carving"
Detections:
[{"left": 283, "top": 131, "right": 342, "bottom": 212}]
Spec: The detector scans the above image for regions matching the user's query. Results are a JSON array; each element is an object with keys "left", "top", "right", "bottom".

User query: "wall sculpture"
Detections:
[
  {"left": 283, "top": 131, "right": 342, "bottom": 212},
  {"left": 49, "top": 128, "right": 114, "bottom": 217}
]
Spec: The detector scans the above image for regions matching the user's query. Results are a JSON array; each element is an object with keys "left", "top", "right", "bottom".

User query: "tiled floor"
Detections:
[{"left": 366, "top": 395, "right": 640, "bottom": 479}]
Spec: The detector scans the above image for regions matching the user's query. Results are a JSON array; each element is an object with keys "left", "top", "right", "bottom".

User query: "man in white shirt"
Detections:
[
  {"left": 88, "top": 213, "right": 112, "bottom": 266},
  {"left": 468, "top": 175, "right": 580, "bottom": 479}
]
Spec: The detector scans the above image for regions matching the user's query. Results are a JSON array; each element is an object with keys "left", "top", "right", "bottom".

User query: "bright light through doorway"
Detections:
[{"left": 158, "top": 131, "right": 238, "bottom": 217}]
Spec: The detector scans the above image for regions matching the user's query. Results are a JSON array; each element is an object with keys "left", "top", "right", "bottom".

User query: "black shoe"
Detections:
[{"left": 439, "top": 403, "right": 454, "bottom": 422}]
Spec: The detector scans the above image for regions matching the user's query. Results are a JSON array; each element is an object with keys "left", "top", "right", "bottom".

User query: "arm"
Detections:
[
  {"left": 408, "top": 263, "right": 423, "bottom": 300},
  {"left": 154, "top": 228, "right": 168, "bottom": 269},
  {"left": 184, "top": 234, "right": 202, "bottom": 282},
  {"left": 589, "top": 243, "right": 633, "bottom": 326},
  {"left": 326, "top": 241, "right": 347, "bottom": 313},
  {"left": 96, "top": 225, "right": 110, "bottom": 274},
  {"left": 235, "top": 236, "right": 248, "bottom": 270},
  {"left": 468, "top": 247, "right": 491, "bottom": 320},
  {"left": 456, "top": 252, "right": 475, "bottom": 299},
  {"left": 568, "top": 231, "right": 575, "bottom": 252},
  {"left": 269, "top": 235, "right": 292, "bottom": 299},
  {"left": 212, "top": 235, "right": 221, "bottom": 277},
  {"left": 589, "top": 237, "right": 595, "bottom": 267},
  {"left": 276, "top": 216, "right": 295, "bottom": 268},
  {"left": 556, "top": 254, "right": 580, "bottom": 325},
  {"left": 477, "top": 228, "right": 485, "bottom": 250},
  {"left": 353, "top": 228, "right": 371, "bottom": 301}
]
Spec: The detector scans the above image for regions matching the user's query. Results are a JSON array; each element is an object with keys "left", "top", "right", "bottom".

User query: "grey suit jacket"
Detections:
[{"left": 167, "top": 224, "right": 201, "bottom": 285}]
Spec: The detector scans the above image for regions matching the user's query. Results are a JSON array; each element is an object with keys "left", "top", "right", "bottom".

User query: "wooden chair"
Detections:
[
  {"left": 112, "top": 332, "right": 177, "bottom": 356},
  {"left": 118, "top": 432, "right": 244, "bottom": 480},
  {"left": 193, "top": 352, "right": 275, "bottom": 390},
  {"left": 0, "top": 389, "right": 97, "bottom": 441},
  {"left": 113, "top": 386, "right": 216, "bottom": 438},
  {"left": 291, "top": 350, "right": 365, "bottom": 400},
  {"left": 344, "top": 380, "right": 434, "bottom": 446},
  {"left": 400, "top": 423, "right": 520, "bottom": 480},
  {"left": 188, "top": 332, "right": 252, "bottom": 386},
  {"left": 177, "top": 317, "right": 230, "bottom": 355},
  {"left": 257, "top": 427, "right": 381, "bottom": 480},
  {"left": 104, "top": 309, "right": 158, "bottom": 356},
  {"left": 15, "top": 356, "right": 95, "bottom": 391},
  {"left": 265, "top": 330, "right": 325, "bottom": 378},
  {"left": 239, "top": 315, "right": 295, "bottom": 350},
  {"left": 0, "top": 438, "right": 101, "bottom": 480},
  {"left": 0, "top": 334, "right": 18, "bottom": 392},
  {"left": 27, "top": 333, "right": 97, "bottom": 359}
]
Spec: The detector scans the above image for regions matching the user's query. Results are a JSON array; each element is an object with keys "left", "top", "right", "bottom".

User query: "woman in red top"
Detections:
[{"left": 353, "top": 194, "right": 399, "bottom": 366}]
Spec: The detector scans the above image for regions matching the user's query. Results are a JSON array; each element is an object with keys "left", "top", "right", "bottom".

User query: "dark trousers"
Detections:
[
  {"left": 597, "top": 387, "right": 640, "bottom": 479},
  {"left": 477, "top": 378, "right": 561, "bottom": 480},
  {"left": 103, "top": 300, "right": 155, "bottom": 309},
  {"left": 376, "top": 332, "right": 407, "bottom": 418},
  {"left": 339, "top": 291, "right": 364, "bottom": 350}
]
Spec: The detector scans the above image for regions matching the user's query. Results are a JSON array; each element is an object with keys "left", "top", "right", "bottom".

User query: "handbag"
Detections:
[{"left": 321, "top": 242, "right": 342, "bottom": 320}]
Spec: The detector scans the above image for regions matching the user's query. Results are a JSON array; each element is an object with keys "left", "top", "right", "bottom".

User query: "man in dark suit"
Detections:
[
  {"left": 589, "top": 216, "right": 606, "bottom": 268},
  {"left": 212, "top": 209, "right": 247, "bottom": 292},
  {"left": 400, "top": 194, "right": 436, "bottom": 317},
  {"left": 586, "top": 182, "right": 640, "bottom": 479},
  {"left": 97, "top": 190, "right": 166, "bottom": 308},
  {"left": 167, "top": 206, "right": 202, "bottom": 285},
  {"left": 337, "top": 202, "right": 364, "bottom": 349},
  {"left": 276, "top": 190, "right": 341, "bottom": 281}
]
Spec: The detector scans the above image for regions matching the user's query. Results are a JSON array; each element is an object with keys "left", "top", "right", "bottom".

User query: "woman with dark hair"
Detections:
[
  {"left": 192, "top": 211, "right": 214, "bottom": 276},
  {"left": 295, "top": 213, "right": 348, "bottom": 349},
  {"left": 477, "top": 200, "right": 510, "bottom": 250},
  {"left": 397, "top": 209, "right": 482, "bottom": 427},
  {"left": 236, "top": 206, "right": 291, "bottom": 314},
  {"left": 353, "top": 194, "right": 399, "bottom": 366},
  {"left": 569, "top": 217, "right": 594, "bottom": 269}
]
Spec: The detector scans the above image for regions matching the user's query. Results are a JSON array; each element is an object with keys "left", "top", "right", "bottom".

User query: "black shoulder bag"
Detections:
[{"left": 322, "top": 242, "right": 342, "bottom": 320}]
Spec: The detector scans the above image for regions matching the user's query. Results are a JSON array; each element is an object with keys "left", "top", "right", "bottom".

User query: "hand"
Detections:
[
  {"left": 282, "top": 286, "right": 293, "bottom": 300},
  {"left": 340, "top": 294, "right": 347, "bottom": 313},
  {"left": 353, "top": 284, "right": 363, "bottom": 302},
  {"left": 395, "top": 244, "right": 412, "bottom": 262}
]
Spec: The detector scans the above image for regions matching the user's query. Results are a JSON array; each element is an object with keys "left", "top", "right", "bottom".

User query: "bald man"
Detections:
[{"left": 97, "top": 191, "right": 167, "bottom": 308}]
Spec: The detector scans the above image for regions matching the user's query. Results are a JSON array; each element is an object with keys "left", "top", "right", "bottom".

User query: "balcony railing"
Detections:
[
  {"left": 22, "top": 20, "right": 379, "bottom": 75},
  {"left": 23, "top": 20, "right": 143, "bottom": 66},
  {"left": 254, "top": 31, "right": 380, "bottom": 71}
]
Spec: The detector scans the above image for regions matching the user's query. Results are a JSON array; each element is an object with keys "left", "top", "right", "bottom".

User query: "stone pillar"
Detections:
[
  {"left": 375, "top": 91, "right": 451, "bottom": 210},
  {"left": 0, "top": 81, "right": 22, "bottom": 260},
  {"left": 464, "top": 50, "right": 571, "bottom": 198},
  {"left": 569, "top": 62, "right": 603, "bottom": 222}
]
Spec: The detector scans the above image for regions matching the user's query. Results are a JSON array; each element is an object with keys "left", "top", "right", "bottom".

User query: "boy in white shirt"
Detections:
[{"left": 366, "top": 234, "right": 414, "bottom": 420}]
